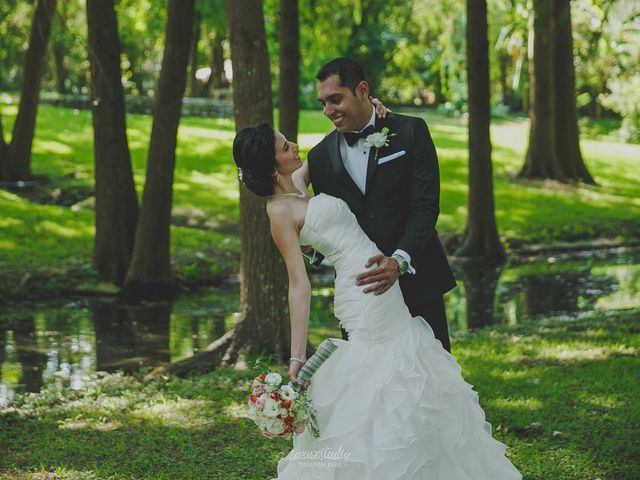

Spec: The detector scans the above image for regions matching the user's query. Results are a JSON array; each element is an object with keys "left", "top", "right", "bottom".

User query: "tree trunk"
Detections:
[
  {"left": 52, "top": 0, "right": 68, "bottom": 94},
  {"left": 518, "top": 0, "right": 563, "bottom": 180},
  {"left": 122, "top": 0, "right": 196, "bottom": 298},
  {"left": 52, "top": 41, "right": 68, "bottom": 94},
  {"left": 226, "top": 0, "right": 290, "bottom": 362},
  {"left": 552, "top": 0, "right": 595, "bottom": 184},
  {"left": 207, "top": 32, "right": 226, "bottom": 91},
  {"left": 2, "top": 0, "right": 56, "bottom": 182},
  {"left": 278, "top": 0, "right": 300, "bottom": 142},
  {"left": 0, "top": 325, "right": 6, "bottom": 384},
  {"left": 86, "top": 0, "right": 139, "bottom": 286},
  {"left": 0, "top": 113, "right": 7, "bottom": 169},
  {"left": 164, "top": 0, "right": 293, "bottom": 377},
  {"left": 456, "top": 0, "right": 505, "bottom": 261},
  {"left": 188, "top": 11, "right": 202, "bottom": 98},
  {"left": 498, "top": 52, "right": 512, "bottom": 107}
]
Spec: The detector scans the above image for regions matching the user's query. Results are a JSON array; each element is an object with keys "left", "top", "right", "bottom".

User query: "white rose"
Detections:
[
  {"left": 263, "top": 398, "right": 280, "bottom": 417},
  {"left": 280, "top": 384, "right": 297, "bottom": 401},
  {"left": 364, "top": 132, "right": 388, "bottom": 149},
  {"left": 265, "top": 418, "right": 286, "bottom": 435},
  {"left": 265, "top": 372, "right": 282, "bottom": 387}
]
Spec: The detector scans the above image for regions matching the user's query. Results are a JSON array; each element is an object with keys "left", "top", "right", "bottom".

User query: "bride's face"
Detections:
[{"left": 274, "top": 130, "right": 301, "bottom": 175}]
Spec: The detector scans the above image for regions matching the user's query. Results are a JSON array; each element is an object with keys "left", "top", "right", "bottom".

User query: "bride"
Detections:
[{"left": 232, "top": 120, "right": 522, "bottom": 479}]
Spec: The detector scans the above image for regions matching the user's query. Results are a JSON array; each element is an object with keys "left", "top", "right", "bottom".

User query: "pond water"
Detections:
[{"left": 1, "top": 246, "right": 638, "bottom": 407}]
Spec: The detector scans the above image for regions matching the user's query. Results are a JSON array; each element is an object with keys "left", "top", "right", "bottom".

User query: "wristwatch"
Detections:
[{"left": 391, "top": 254, "right": 409, "bottom": 275}]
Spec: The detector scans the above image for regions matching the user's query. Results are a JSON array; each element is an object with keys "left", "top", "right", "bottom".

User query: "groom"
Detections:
[{"left": 306, "top": 58, "right": 456, "bottom": 352}]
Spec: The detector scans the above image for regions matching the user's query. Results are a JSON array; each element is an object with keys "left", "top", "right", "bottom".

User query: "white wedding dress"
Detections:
[{"left": 274, "top": 193, "right": 522, "bottom": 480}]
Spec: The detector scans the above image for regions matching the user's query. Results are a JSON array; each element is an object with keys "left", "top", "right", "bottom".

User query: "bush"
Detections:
[{"left": 599, "top": 75, "right": 640, "bottom": 143}]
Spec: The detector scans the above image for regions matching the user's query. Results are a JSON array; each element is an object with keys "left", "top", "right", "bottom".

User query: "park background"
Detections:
[{"left": 0, "top": 0, "right": 639, "bottom": 479}]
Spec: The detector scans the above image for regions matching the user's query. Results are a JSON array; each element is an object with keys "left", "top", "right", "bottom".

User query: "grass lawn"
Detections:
[
  {"left": 0, "top": 310, "right": 637, "bottom": 479},
  {"left": 0, "top": 99, "right": 639, "bottom": 301}
]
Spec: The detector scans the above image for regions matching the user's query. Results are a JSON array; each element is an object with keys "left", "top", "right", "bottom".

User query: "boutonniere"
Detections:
[{"left": 364, "top": 127, "right": 397, "bottom": 160}]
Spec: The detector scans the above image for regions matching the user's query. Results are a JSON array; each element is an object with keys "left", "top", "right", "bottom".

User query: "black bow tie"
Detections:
[{"left": 344, "top": 125, "right": 375, "bottom": 147}]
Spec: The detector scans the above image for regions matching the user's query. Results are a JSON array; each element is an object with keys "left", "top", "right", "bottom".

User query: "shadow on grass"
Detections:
[{"left": 1, "top": 313, "right": 638, "bottom": 480}]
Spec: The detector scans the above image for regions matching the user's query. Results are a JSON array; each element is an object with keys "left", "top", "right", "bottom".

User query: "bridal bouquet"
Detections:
[
  {"left": 246, "top": 338, "right": 340, "bottom": 440},
  {"left": 247, "top": 371, "right": 319, "bottom": 439}
]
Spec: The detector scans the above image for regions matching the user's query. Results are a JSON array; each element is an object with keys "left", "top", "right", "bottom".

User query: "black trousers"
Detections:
[{"left": 340, "top": 295, "right": 451, "bottom": 353}]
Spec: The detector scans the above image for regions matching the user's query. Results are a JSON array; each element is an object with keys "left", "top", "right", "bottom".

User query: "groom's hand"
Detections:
[{"left": 356, "top": 254, "right": 400, "bottom": 295}]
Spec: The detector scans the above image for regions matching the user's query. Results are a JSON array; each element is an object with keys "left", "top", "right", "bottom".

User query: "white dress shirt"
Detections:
[{"left": 338, "top": 107, "right": 416, "bottom": 275}]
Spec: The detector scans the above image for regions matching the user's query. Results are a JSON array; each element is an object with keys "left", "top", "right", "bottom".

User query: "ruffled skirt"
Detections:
[{"left": 273, "top": 316, "right": 522, "bottom": 479}]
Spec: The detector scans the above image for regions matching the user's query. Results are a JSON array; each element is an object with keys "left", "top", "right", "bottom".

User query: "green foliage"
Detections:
[
  {"left": 2, "top": 0, "right": 639, "bottom": 139},
  {"left": 1, "top": 312, "right": 638, "bottom": 479},
  {"left": 0, "top": 0, "right": 32, "bottom": 89},
  {"left": 599, "top": 75, "right": 640, "bottom": 142},
  {"left": 0, "top": 101, "right": 639, "bottom": 302}
]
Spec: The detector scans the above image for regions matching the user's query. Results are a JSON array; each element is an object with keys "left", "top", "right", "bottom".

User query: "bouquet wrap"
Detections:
[{"left": 297, "top": 338, "right": 339, "bottom": 384}]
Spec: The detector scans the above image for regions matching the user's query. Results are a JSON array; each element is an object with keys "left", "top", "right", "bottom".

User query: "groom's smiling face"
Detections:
[{"left": 317, "top": 74, "right": 372, "bottom": 133}]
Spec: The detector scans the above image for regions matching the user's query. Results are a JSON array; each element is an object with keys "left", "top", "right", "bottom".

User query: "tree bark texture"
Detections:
[
  {"left": 519, "top": 0, "right": 562, "bottom": 180},
  {"left": 188, "top": 11, "right": 202, "bottom": 97},
  {"left": 123, "top": 0, "right": 196, "bottom": 297},
  {"left": 226, "top": 0, "right": 291, "bottom": 363},
  {"left": 207, "top": 32, "right": 226, "bottom": 91},
  {"left": 552, "top": 0, "right": 595, "bottom": 183},
  {"left": 457, "top": 0, "right": 505, "bottom": 260},
  {"left": 86, "top": 0, "right": 139, "bottom": 285},
  {"left": 2, "top": 0, "right": 56, "bottom": 181}
]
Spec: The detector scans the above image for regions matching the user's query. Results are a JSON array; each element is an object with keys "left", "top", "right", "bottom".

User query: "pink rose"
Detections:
[{"left": 252, "top": 380, "right": 265, "bottom": 395}]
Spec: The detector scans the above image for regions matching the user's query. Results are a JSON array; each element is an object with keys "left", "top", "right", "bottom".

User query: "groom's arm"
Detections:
[{"left": 395, "top": 117, "right": 440, "bottom": 267}]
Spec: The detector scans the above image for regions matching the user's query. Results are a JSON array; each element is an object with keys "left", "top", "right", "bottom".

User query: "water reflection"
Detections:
[
  {"left": 1, "top": 247, "right": 639, "bottom": 407},
  {"left": 93, "top": 301, "right": 172, "bottom": 372},
  {"left": 455, "top": 260, "right": 504, "bottom": 330},
  {"left": 13, "top": 316, "right": 47, "bottom": 393}
]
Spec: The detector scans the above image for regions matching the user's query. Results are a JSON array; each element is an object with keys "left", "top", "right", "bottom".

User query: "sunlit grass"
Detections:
[
  {"left": 1, "top": 311, "right": 637, "bottom": 479},
  {"left": 0, "top": 101, "right": 639, "bottom": 300}
]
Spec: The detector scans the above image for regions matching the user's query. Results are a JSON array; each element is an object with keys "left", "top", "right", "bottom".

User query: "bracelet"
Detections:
[{"left": 289, "top": 356, "right": 306, "bottom": 364}]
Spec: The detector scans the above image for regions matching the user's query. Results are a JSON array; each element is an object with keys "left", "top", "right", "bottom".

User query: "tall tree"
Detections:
[
  {"left": 168, "top": 0, "right": 291, "bottom": 376},
  {"left": 0, "top": 113, "right": 7, "bottom": 166},
  {"left": 50, "top": 0, "right": 70, "bottom": 93},
  {"left": 207, "top": 31, "right": 226, "bottom": 91},
  {"left": 518, "top": 0, "right": 562, "bottom": 180},
  {"left": 552, "top": 0, "right": 594, "bottom": 184},
  {"left": 200, "top": 0, "right": 228, "bottom": 93},
  {"left": 188, "top": 9, "right": 202, "bottom": 97},
  {"left": 278, "top": 0, "right": 300, "bottom": 142},
  {"left": 519, "top": 0, "right": 564, "bottom": 180},
  {"left": 123, "top": 0, "right": 196, "bottom": 297},
  {"left": 456, "top": 0, "right": 504, "bottom": 260},
  {"left": 86, "top": 0, "right": 139, "bottom": 285},
  {"left": 1, "top": 0, "right": 56, "bottom": 181}
]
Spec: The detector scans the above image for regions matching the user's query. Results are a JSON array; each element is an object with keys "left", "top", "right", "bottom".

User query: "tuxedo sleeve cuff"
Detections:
[{"left": 393, "top": 249, "right": 416, "bottom": 275}]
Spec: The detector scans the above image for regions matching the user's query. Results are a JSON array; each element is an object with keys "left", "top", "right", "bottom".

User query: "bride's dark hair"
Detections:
[{"left": 232, "top": 122, "right": 277, "bottom": 197}]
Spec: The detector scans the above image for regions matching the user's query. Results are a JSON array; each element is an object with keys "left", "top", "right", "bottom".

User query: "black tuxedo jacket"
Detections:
[{"left": 307, "top": 112, "right": 456, "bottom": 308}]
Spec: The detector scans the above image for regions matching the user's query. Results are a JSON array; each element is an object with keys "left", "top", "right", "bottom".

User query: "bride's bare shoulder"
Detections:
[{"left": 266, "top": 198, "right": 296, "bottom": 226}]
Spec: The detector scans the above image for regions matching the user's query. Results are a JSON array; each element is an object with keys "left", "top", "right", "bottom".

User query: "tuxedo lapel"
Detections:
[
  {"left": 365, "top": 115, "right": 393, "bottom": 195},
  {"left": 327, "top": 131, "right": 365, "bottom": 200}
]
